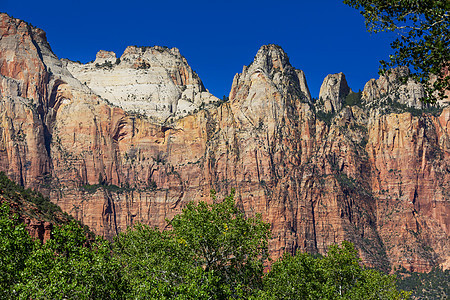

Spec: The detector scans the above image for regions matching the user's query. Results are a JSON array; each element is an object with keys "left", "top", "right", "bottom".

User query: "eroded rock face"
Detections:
[
  {"left": 23, "top": 218, "right": 53, "bottom": 243},
  {"left": 318, "top": 72, "right": 350, "bottom": 113},
  {"left": 362, "top": 66, "right": 426, "bottom": 110},
  {"left": 0, "top": 13, "right": 448, "bottom": 272},
  {"left": 65, "top": 46, "right": 220, "bottom": 123},
  {"left": 366, "top": 110, "right": 450, "bottom": 272}
]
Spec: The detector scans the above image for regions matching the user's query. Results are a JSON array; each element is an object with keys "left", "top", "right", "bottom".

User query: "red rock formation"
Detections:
[
  {"left": 1, "top": 198, "right": 58, "bottom": 243},
  {"left": 23, "top": 218, "right": 53, "bottom": 243},
  {"left": 0, "top": 13, "right": 448, "bottom": 272}
]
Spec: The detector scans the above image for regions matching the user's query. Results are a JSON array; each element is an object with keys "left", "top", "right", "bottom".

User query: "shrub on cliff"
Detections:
[
  {"left": 396, "top": 266, "right": 449, "bottom": 299},
  {"left": 0, "top": 172, "right": 65, "bottom": 222}
]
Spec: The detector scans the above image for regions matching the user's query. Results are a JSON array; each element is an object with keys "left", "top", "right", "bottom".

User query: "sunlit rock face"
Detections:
[
  {"left": 362, "top": 66, "right": 427, "bottom": 110},
  {"left": 318, "top": 72, "right": 350, "bottom": 113},
  {"left": 1, "top": 13, "right": 449, "bottom": 272},
  {"left": 65, "top": 45, "right": 219, "bottom": 124}
]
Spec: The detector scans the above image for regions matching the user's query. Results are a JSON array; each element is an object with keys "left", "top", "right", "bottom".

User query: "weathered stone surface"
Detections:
[
  {"left": 0, "top": 13, "right": 448, "bottom": 272},
  {"left": 362, "top": 66, "right": 426, "bottom": 110},
  {"left": 296, "top": 69, "right": 312, "bottom": 102},
  {"left": 65, "top": 46, "right": 220, "bottom": 123},
  {"left": 23, "top": 218, "right": 53, "bottom": 243},
  {"left": 318, "top": 72, "right": 350, "bottom": 113}
]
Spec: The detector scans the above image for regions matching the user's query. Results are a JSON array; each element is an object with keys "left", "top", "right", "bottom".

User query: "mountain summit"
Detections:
[{"left": 66, "top": 45, "right": 219, "bottom": 123}]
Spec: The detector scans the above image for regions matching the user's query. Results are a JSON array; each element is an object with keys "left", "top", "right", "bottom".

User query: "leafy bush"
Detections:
[
  {"left": 0, "top": 204, "right": 34, "bottom": 299},
  {"left": 95, "top": 61, "right": 113, "bottom": 69},
  {"left": 344, "top": 90, "right": 363, "bottom": 107},
  {"left": 316, "top": 110, "right": 335, "bottom": 125}
]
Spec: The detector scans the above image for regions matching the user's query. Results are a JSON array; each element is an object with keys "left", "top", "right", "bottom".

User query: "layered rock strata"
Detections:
[{"left": 0, "top": 13, "right": 448, "bottom": 272}]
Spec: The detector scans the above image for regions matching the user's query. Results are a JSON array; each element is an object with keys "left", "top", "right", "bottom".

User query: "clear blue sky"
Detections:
[{"left": 2, "top": 0, "right": 396, "bottom": 99}]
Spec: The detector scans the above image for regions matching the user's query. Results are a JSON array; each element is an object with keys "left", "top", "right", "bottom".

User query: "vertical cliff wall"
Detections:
[{"left": 0, "top": 13, "right": 448, "bottom": 272}]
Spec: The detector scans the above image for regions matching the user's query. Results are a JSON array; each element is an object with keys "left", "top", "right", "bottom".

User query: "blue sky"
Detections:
[{"left": 2, "top": 0, "right": 396, "bottom": 99}]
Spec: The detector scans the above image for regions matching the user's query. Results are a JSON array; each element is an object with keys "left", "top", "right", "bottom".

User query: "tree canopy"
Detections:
[
  {"left": 344, "top": 0, "right": 450, "bottom": 103},
  {"left": 258, "top": 241, "right": 410, "bottom": 300},
  {"left": 114, "top": 189, "right": 271, "bottom": 299}
]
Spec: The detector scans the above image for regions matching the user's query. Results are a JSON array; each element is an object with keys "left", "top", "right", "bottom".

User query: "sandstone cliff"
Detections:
[
  {"left": 0, "top": 13, "right": 448, "bottom": 272},
  {"left": 318, "top": 72, "right": 350, "bottom": 113},
  {"left": 65, "top": 46, "right": 219, "bottom": 123}
]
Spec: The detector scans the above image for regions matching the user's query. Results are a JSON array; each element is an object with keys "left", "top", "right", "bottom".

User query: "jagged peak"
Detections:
[
  {"left": 362, "top": 66, "right": 426, "bottom": 110},
  {"left": 65, "top": 43, "right": 219, "bottom": 124},
  {"left": 317, "top": 72, "right": 351, "bottom": 114},
  {"left": 86, "top": 46, "right": 185, "bottom": 67},
  {"left": 319, "top": 72, "right": 350, "bottom": 98},
  {"left": 94, "top": 50, "right": 117, "bottom": 65},
  {"left": 249, "top": 44, "right": 292, "bottom": 74},
  {"left": 0, "top": 12, "right": 50, "bottom": 52},
  {"left": 0, "top": 12, "right": 33, "bottom": 29},
  {"left": 230, "top": 44, "right": 311, "bottom": 103}
]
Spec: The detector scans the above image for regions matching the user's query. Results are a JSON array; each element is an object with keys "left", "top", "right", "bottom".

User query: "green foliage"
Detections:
[
  {"left": 114, "top": 223, "right": 217, "bottom": 299},
  {"left": 0, "top": 204, "right": 34, "bottom": 298},
  {"left": 137, "top": 61, "right": 151, "bottom": 69},
  {"left": 396, "top": 267, "right": 449, "bottom": 299},
  {"left": 258, "top": 241, "right": 410, "bottom": 300},
  {"left": 0, "top": 187, "right": 412, "bottom": 299},
  {"left": 81, "top": 180, "right": 158, "bottom": 194},
  {"left": 316, "top": 110, "right": 335, "bottom": 125},
  {"left": 169, "top": 189, "right": 271, "bottom": 298},
  {"left": 16, "top": 222, "right": 125, "bottom": 299},
  {"left": 344, "top": 0, "right": 450, "bottom": 103},
  {"left": 114, "top": 189, "right": 270, "bottom": 299},
  {"left": 375, "top": 96, "right": 443, "bottom": 117},
  {"left": 258, "top": 252, "right": 326, "bottom": 299},
  {"left": 344, "top": 90, "right": 363, "bottom": 107},
  {"left": 81, "top": 183, "right": 123, "bottom": 194},
  {"left": 95, "top": 61, "right": 113, "bottom": 69},
  {"left": 0, "top": 203, "right": 116, "bottom": 299}
]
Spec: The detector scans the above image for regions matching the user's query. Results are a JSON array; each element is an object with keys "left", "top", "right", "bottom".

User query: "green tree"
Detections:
[
  {"left": 258, "top": 252, "right": 326, "bottom": 299},
  {"left": 396, "top": 266, "right": 449, "bottom": 299},
  {"left": 114, "top": 189, "right": 271, "bottom": 299},
  {"left": 344, "top": 0, "right": 450, "bottom": 102},
  {"left": 16, "top": 221, "right": 125, "bottom": 299},
  {"left": 258, "top": 241, "right": 410, "bottom": 299},
  {"left": 0, "top": 203, "right": 34, "bottom": 298},
  {"left": 114, "top": 223, "right": 217, "bottom": 299},
  {"left": 169, "top": 189, "right": 271, "bottom": 298}
]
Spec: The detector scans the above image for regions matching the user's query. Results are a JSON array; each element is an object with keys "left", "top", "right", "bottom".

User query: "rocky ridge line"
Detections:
[{"left": 65, "top": 46, "right": 220, "bottom": 124}]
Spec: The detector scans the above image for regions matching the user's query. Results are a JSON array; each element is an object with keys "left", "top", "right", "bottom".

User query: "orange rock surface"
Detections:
[{"left": 0, "top": 13, "right": 448, "bottom": 272}]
